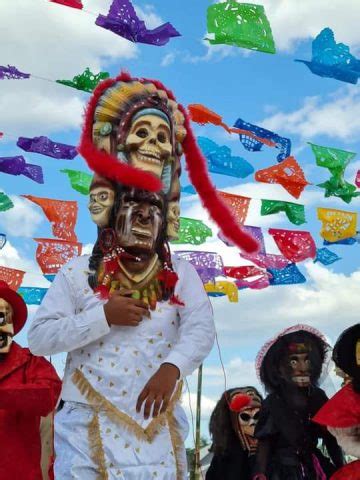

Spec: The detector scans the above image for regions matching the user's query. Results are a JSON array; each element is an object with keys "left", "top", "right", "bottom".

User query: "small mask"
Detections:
[
  {"left": 166, "top": 201, "right": 180, "bottom": 240},
  {"left": 125, "top": 114, "right": 172, "bottom": 179},
  {"left": 115, "top": 188, "right": 165, "bottom": 256},
  {"left": 281, "top": 343, "right": 312, "bottom": 387},
  {"left": 0, "top": 298, "right": 14, "bottom": 354},
  {"left": 88, "top": 186, "right": 115, "bottom": 228},
  {"left": 230, "top": 388, "right": 262, "bottom": 454}
]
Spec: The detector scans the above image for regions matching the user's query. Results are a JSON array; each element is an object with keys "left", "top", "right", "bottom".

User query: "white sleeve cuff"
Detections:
[{"left": 82, "top": 304, "right": 111, "bottom": 343}]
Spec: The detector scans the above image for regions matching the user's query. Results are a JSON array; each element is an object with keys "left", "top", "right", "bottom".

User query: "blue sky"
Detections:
[{"left": 1, "top": 0, "right": 360, "bottom": 443}]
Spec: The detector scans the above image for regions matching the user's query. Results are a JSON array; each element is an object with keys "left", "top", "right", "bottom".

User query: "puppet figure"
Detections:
[
  {"left": 0, "top": 281, "right": 61, "bottom": 480},
  {"left": 206, "top": 387, "right": 262, "bottom": 480},
  {"left": 252, "top": 325, "right": 344, "bottom": 480},
  {"left": 313, "top": 323, "right": 360, "bottom": 479},
  {"left": 28, "top": 72, "right": 221, "bottom": 480}
]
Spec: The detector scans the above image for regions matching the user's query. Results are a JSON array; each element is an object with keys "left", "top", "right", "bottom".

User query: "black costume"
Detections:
[
  {"left": 253, "top": 325, "right": 344, "bottom": 480},
  {"left": 206, "top": 442, "right": 256, "bottom": 480},
  {"left": 255, "top": 386, "right": 343, "bottom": 479}
]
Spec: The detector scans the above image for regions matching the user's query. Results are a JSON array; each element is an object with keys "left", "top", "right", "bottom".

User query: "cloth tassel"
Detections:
[{"left": 88, "top": 412, "right": 108, "bottom": 480}]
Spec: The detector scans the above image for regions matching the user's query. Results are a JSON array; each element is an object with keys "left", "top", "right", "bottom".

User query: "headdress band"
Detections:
[{"left": 131, "top": 108, "right": 170, "bottom": 126}]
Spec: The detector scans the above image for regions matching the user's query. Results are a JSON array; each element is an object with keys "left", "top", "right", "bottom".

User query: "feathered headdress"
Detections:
[{"left": 78, "top": 71, "right": 258, "bottom": 253}]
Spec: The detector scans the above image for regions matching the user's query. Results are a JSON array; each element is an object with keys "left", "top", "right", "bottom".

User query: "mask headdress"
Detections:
[{"left": 79, "top": 71, "right": 258, "bottom": 253}]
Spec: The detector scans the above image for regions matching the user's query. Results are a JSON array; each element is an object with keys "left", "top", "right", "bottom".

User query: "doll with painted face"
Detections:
[
  {"left": 313, "top": 323, "right": 360, "bottom": 479},
  {"left": 252, "top": 325, "right": 344, "bottom": 480},
  {"left": 206, "top": 387, "right": 262, "bottom": 480},
  {"left": 0, "top": 281, "right": 61, "bottom": 480}
]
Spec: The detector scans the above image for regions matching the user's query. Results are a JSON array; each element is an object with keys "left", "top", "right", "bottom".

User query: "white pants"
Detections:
[{"left": 54, "top": 402, "right": 189, "bottom": 479}]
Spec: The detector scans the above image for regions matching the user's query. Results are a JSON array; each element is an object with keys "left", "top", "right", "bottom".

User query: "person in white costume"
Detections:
[{"left": 28, "top": 72, "right": 256, "bottom": 479}]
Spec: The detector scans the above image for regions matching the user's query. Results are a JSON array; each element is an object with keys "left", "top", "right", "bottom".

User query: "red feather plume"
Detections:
[{"left": 78, "top": 71, "right": 259, "bottom": 253}]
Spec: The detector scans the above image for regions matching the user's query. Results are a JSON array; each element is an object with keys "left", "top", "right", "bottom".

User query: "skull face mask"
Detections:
[
  {"left": 115, "top": 188, "right": 165, "bottom": 256},
  {"left": 230, "top": 387, "right": 262, "bottom": 454},
  {"left": 166, "top": 201, "right": 180, "bottom": 240},
  {"left": 125, "top": 113, "right": 173, "bottom": 180},
  {"left": 0, "top": 298, "right": 14, "bottom": 354}
]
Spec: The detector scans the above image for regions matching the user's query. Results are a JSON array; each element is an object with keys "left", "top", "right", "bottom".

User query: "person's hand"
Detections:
[
  {"left": 103, "top": 289, "right": 150, "bottom": 327},
  {"left": 136, "top": 363, "right": 180, "bottom": 419},
  {"left": 252, "top": 474, "right": 267, "bottom": 480}
]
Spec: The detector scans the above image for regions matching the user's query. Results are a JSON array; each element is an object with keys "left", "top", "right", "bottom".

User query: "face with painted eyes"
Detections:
[
  {"left": 88, "top": 186, "right": 115, "bottom": 228},
  {"left": 115, "top": 188, "right": 165, "bottom": 256},
  {"left": 125, "top": 114, "right": 173, "bottom": 178},
  {"left": 0, "top": 298, "right": 14, "bottom": 354},
  {"left": 280, "top": 345, "right": 312, "bottom": 387}
]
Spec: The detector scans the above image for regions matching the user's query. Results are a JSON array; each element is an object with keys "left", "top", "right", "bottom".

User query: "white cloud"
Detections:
[
  {"left": 0, "top": 193, "right": 43, "bottom": 237},
  {"left": 211, "top": 261, "right": 360, "bottom": 350},
  {"left": 134, "top": 3, "right": 165, "bottom": 30},
  {"left": 0, "top": 240, "right": 48, "bottom": 287},
  {"left": 161, "top": 52, "right": 177, "bottom": 67},
  {"left": 183, "top": 41, "right": 239, "bottom": 64},
  {"left": 260, "top": 87, "right": 360, "bottom": 142},
  {"left": 261, "top": 0, "right": 360, "bottom": 52},
  {"left": 82, "top": 243, "right": 95, "bottom": 255},
  {"left": 0, "top": 0, "right": 138, "bottom": 135}
]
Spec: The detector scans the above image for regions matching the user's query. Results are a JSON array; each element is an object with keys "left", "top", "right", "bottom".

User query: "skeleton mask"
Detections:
[
  {"left": 230, "top": 388, "right": 262, "bottom": 453},
  {"left": 125, "top": 113, "right": 172, "bottom": 179},
  {"left": 115, "top": 188, "right": 165, "bottom": 256},
  {"left": 0, "top": 298, "right": 14, "bottom": 354},
  {"left": 167, "top": 201, "right": 180, "bottom": 240},
  {"left": 88, "top": 186, "right": 115, "bottom": 228}
]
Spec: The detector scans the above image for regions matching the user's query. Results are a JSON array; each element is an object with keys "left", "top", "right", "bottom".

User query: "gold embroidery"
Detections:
[
  {"left": 88, "top": 411, "right": 108, "bottom": 480},
  {"left": 167, "top": 412, "right": 184, "bottom": 480},
  {"left": 72, "top": 369, "right": 182, "bottom": 443}
]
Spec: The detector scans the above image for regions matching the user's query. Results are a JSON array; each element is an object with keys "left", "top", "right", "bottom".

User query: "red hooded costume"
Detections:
[{"left": 0, "top": 281, "right": 61, "bottom": 480}]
